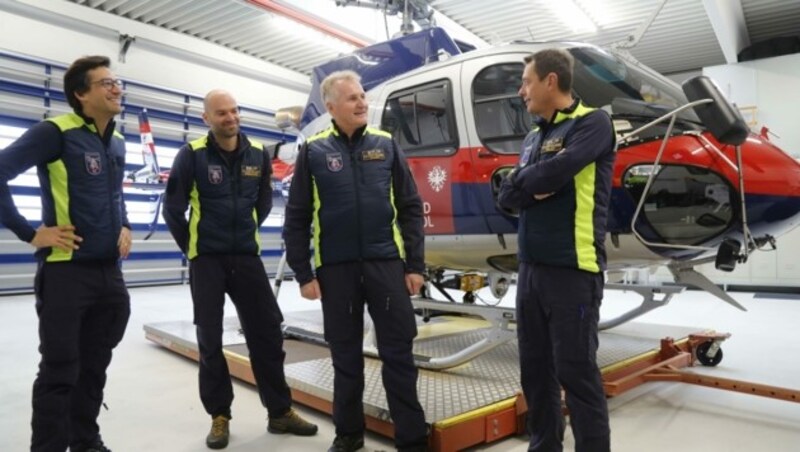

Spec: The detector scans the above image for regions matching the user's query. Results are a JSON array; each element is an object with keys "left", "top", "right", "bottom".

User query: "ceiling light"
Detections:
[
  {"left": 576, "top": 0, "right": 612, "bottom": 27},
  {"left": 270, "top": 15, "right": 357, "bottom": 54},
  {"left": 543, "top": 0, "right": 597, "bottom": 34}
]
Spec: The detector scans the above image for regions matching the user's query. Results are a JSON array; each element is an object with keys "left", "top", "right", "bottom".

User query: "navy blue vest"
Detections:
[
  {"left": 305, "top": 125, "right": 405, "bottom": 267},
  {"left": 42, "top": 113, "right": 127, "bottom": 262},
  {"left": 186, "top": 134, "right": 266, "bottom": 258},
  {"left": 518, "top": 103, "right": 614, "bottom": 273}
]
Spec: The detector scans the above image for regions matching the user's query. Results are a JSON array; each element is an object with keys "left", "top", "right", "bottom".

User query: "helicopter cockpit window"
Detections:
[
  {"left": 569, "top": 46, "right": 701, "bottom": 127},
  {"left": 472, "top": 63, "right": 532, "bottom": 154},
  {"left": 380, "top": 80, "right": 457, "bottom": 156},
  {"left": 623, "top": 164, "right": 734, "bottom": 245}
]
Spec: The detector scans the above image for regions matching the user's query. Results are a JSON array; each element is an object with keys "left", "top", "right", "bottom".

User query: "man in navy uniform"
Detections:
[
  {"left": 163, "top": 89, "right": 317, "bottom": 449},
  {"left": 0, "top": 55, "right": 131, "bottom": 452},
  {"left": 499, "top": 49, "right": 616, "bottom": 452},
  {"left": 283, "top": 70, "right": 428, "bottom": 452}
]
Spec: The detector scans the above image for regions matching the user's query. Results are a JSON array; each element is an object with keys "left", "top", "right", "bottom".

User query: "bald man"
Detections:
[{"left": 164, "top": 90, "right": 317, "bottom": 449}]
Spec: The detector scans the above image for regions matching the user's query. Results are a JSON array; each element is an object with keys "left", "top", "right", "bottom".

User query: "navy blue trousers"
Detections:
[
  {"left": 190, "top": 254, "right": 291, "bottom": 419},
  {"left": 31, "top": 261, "right": 130, "bottom": 452},
  {"left": 516, "top": 263, "right": 609, "bottom": 452},
  {"left": 317, "top": 259, "right": 427, "bottom": 451}
]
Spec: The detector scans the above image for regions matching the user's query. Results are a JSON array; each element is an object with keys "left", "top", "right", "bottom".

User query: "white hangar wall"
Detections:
[
  {"left": 0, "top": 0, "right": 310, "bottom": 110},
  {"left": 704, "top": 52, "right": 800, "bottom": 158}
]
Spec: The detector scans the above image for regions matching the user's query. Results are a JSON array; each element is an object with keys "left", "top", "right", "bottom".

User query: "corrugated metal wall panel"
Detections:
[
  {"left": 743, "top": 0, "right": 800, "bottom": 43},
  {"left": 63, "top": 0, "right": 800, "bottom": 77}
]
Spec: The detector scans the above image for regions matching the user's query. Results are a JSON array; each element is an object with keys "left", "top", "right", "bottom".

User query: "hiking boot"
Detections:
[
  {"left": 327, "top": 434, "right": 365, "bottom": 452},
  {"left": 206, "top": 415, "right": 230, "bottom": 449},
  {"left": 267, "top": 408, "right": 318, "bottom": 436}
]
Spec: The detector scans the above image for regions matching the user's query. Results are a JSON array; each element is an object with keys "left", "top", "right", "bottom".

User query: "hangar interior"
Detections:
[{"left": 1, "top": 1, "right": 800, "bottom": 451}]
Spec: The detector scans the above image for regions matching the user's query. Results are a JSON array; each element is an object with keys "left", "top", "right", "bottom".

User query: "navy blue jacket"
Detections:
[
  {"left": 0, "top": 113, "right": 130, "bottom": 262},
  {"left": 498, "top": 99, "right": 616, "bottom": 273},
  {"left": 163, "top": 131, "right": 272, "bottom": 259},
  {"left": 283, "top": 122, "right": 424, "bottom": 285}
]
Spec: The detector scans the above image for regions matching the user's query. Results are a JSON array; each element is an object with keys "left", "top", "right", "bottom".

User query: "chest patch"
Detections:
[
  {"left": 208, "top": 165, "right": 223, "bottom": 184},
  {"left": 520, "top": 144, "right": 534, "bottom": 166},
  {"left": 361, "top": 149, "right": 386, "bottom": 161},
  {"left": 85, "top": 152, "right": 102, "bottom": 175},
  {"left": 541, "top": 137, "right": 564, "bottom": 153},
  {"left": 326, "top": 153, "right": 343, "bottom": 172},
  {"left": 241, "top": 165, "right": 261, "bottom": 177}
]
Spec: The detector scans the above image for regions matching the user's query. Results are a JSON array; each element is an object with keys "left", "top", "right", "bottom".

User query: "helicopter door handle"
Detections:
[{"left": 476, "top": 147, "right": 494, "bottom": 158}]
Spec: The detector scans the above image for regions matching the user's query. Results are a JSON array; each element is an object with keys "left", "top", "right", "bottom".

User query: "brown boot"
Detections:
[
  {"left": 267, "top": 408, "right": 318, "bottom": 436},
  {"left": 205, "top": 415, "right": 230, "bottom": 449}
]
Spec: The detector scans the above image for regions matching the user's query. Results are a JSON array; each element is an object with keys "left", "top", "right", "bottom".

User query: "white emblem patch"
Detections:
[{"left": 427, "top": 166, "right": 447, "bottom": 193}]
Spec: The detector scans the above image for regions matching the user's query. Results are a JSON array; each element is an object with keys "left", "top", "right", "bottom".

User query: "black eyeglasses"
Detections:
[{"left": 91, "top": 78, "right": 124, "bottom": 90}]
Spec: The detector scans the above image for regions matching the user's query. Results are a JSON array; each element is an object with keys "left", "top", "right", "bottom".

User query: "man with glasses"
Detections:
[{"left": 0, "top": 56, "right": 132, "bottom": 451}]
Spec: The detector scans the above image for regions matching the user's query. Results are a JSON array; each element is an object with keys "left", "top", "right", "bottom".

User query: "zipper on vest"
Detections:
[
  {"left": 102, "top": 133, "right": 120, "bottom": 255},
  {"left": 350, "top": 148, "right": 364, "bottom": 260},
  {"left": 231, "top": 162, "right": 239, "bottom": 251}
]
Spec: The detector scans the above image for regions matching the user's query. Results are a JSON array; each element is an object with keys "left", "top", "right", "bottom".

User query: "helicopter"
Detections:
[{"left": 273, "top": 27, "right": 800, "bottom": 339}]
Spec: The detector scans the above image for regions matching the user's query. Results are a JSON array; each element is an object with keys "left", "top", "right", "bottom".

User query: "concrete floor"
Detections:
[{"left": 1, "top": 281, "right": 799, "bottom": 451}]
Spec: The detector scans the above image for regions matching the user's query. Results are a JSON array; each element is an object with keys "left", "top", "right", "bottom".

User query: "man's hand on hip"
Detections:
[{"left": 31, "top": 224, "right": 82, "bottom": 252}]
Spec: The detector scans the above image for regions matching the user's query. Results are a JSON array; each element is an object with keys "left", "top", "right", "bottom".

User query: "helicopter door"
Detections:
[
  {"left": 379, "top": 68, "right": 482, "bottom": 237},
  {"left": 460, "top": 56, "right": 533, "bottom": 235}
]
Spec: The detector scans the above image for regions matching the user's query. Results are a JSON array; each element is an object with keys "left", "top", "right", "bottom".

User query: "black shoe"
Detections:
[
  {"left": 206, "top": 415, "right": 230, "bottom": 449},
  {"left": 267, "top": 408, "right": 318, "bottom": 436},
  {"left": 328, "top": 434, "right": 365, "bottom": 452},
  {"left": 72, "top": 437, "right": 111, "bottom": 452}
]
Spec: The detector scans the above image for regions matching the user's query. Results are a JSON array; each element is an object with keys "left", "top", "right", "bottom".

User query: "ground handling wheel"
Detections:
[{"left": 696, "top": 340, "right": 724, "bottom": 366}]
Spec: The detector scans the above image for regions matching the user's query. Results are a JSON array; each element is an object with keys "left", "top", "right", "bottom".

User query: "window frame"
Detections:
[
  {"left": 471, "top": 62, "right": 532, "bottom": 156},
  {"left": 380, "top": 78, "right": 459, "bottom": 157}
]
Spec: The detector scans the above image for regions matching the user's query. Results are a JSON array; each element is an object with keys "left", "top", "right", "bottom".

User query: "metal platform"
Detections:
[{"left": 144, "top": 310, "right": 704, "bottom": 451}]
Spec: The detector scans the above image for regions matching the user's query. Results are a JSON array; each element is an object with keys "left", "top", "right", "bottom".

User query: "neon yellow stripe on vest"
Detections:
[
  {"left": 312, "top": 177, "right": 322, "bottom": 268},
  {"left": 45, "top": 160, "right": 72, "bottom": 262},
  {"left": 308, "top": 127, "right": 335, "bottom": 144},
  {"left": 389, "top": 182, "right": 406, "bottom": 260},
  {"left": 574, "top": 162, "right": 599, "bottom": 273},
  {"left": 554, "top": 103, "right": 595, "bottom": 124}
]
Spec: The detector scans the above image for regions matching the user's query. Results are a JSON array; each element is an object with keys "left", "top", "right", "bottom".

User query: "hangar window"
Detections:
[
  {"left": 381, "top": 80, "right": 457, "bottom": 156},
  {"left": 472, "top": 63, "right": 532, "bottom": 154}
]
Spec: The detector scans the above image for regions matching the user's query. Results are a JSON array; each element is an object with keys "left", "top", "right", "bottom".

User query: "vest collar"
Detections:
[
  {"left": 73, "top": 111, "right": 116, "bottom": 142},
  {"left": 535, "top": 97, "right": 582, "bottom": 128},
  {"left": 331, "top": 120, "right": 367, "bottom": 143},
  {"left": 207, "top": 131, "right": 248, "bottom": 153}
]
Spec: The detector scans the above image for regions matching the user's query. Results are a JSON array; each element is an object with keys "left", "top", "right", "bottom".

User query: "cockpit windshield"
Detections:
[
  {"left": 569, "top": 46, "right": 701, "bottom": 124},
  {"left": 468, "top": 45, "right": 703, "bottom": 155}
]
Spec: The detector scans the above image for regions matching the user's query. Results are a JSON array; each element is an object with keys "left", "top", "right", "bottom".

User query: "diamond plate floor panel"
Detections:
[{"left": 145, "top": 312, "right": 702, "bottom": 424}]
